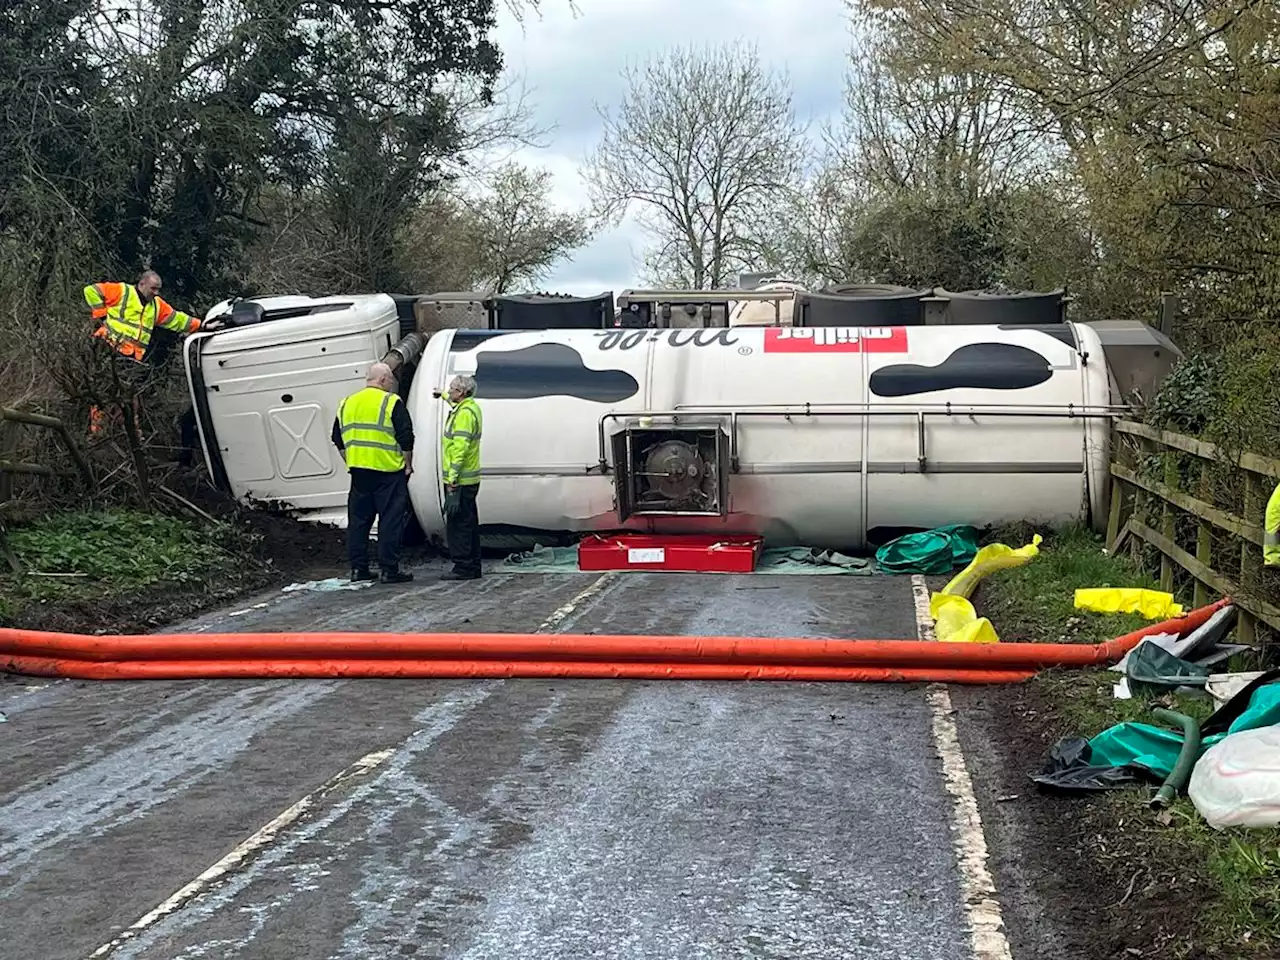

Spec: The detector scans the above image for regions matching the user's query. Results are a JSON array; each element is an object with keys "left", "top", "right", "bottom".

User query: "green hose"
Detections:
[{"left": 1150, "top": 707, "right": 1202, "bottom": 810}]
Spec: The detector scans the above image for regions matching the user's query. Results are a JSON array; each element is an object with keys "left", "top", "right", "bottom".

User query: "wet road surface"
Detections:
[{"left": 1, "top": 564, "right": 987, "bottom": 960}]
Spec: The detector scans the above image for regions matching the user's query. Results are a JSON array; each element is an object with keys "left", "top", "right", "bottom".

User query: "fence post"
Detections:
[
  {"left": 1240, "top": 471, "right": 1259, "bottom": 645},
  {"left": 1160, "top": 452, "right": 1177, "bottom": 592},
  {"left": 1133, "top": 435, "right": 1154, "bottom": 569},
  {"left": 1195, "top": 521, "right": 1211, "bottom": 608},
  {"left": 1106, "top": 426, "right": 1128, "bottom": 548}
]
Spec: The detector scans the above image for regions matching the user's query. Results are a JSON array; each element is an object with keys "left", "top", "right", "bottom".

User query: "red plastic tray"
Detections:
[{"left": 577, "top": 533, "right": 763, "bottom": 574}]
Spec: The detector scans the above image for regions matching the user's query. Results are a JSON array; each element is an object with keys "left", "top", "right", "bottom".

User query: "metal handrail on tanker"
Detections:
[{"left": 595, "top": 402, "right": 1128, "bottom": 475}]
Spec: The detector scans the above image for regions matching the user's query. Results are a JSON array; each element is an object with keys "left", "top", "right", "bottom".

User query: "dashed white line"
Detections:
[
  {"left": 87, "top": 747, "right": 395, "bottom": 959},
  {"left": 534, "top": 572, "right": 618, "bottom": 633},
  {"left": 912, "top": 574, "right": 1014, "bottom": 960}
]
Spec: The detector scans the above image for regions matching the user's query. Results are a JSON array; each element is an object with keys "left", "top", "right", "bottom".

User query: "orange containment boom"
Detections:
[
  {"left": 0, "top": 599, "right": 1227, "bottom": 683},
  {"left": 0, "top": 655, "right": 1036, "bottom": 684}
]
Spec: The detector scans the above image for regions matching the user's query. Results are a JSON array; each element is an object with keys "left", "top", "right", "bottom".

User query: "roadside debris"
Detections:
[
  {"left": 1108, "top": 605, "right": 1244, "bottom": 699},
  {"left": 1207, "top": 671, "right": 1268, "bottom": 705},
  {"left": 1033, "top": 663, "right": 1280, "bottom": 824},
  {"left": 227, "top": 603, "right": 271, "bottom": 617},
  {"left": 875, "top": 524, "right": 978, "bottom": 574},
  {"left": 1190, "top": 724, "right": 1280, "bottom": 828},
  {"left": 282, "top": 577, "right": 375, "bottom": 593},
  {"left": 1075, "top": 587, "right": 1184, "bottom": 620}
]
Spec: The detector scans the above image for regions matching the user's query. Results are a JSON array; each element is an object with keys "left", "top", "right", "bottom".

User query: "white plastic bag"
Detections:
[{"left": 1189, "top": 726, "right": 1280, "bottom": 829}]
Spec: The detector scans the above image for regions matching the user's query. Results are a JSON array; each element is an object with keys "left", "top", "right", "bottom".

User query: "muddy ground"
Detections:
[
  {"left": 955, "top": 677, "right": 1219, "bottom": 960},
  {"left": 2, "top": 474, "right": 358, "bottom": 635}
]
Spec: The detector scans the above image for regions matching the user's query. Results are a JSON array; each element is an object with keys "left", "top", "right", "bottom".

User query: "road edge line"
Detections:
[{"left": 913, "top": 574, "right": 1014, "bottom": 960}]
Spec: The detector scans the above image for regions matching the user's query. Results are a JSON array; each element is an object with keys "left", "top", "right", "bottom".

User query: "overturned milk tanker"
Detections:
[{"left": 185, "top": 290, "right": 1171, "bottom": 551}]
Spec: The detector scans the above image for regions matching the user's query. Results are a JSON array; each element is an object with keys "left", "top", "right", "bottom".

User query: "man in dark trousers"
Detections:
[
  {"left": 437, "top": 373, "right": 483, "bottom": 580},
  {"left": 332, "top": 362, "right": 415, "bottom": 584}
]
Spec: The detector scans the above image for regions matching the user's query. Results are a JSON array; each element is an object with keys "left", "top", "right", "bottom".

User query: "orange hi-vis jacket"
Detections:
[{"left": 84, "top": 282, "right": 202, "bottom": 361}]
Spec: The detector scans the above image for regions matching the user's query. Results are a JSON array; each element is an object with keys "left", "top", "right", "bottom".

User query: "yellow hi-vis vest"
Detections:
[
  {"left": 441, "top": 396, "right": 482, "bottom": 486},
  {"left": 338, "top": 387, "right": 406, "bottom": 472},
  {"left": 1265, "top": 481, "right": 1280, "bottom": 567},
  {"left": 84, "top": 282, "right": 200, "bottom": 361}
]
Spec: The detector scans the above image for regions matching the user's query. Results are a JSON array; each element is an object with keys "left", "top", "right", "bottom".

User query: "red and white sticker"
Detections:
[{"left": 762, "top": 326, "right": 908, "bottom": 353}]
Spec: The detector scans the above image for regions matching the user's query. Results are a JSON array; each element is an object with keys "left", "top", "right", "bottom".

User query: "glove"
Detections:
[{"left": 443, "top": 488, "right": 461, "bottom": 517}]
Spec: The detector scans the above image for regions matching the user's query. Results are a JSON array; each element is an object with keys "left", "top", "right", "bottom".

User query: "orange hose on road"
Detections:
[
  {"left": 0, "top": 654, "right": 1035, "bottom": 684},
  {"left": 0, "top": 600, "right": 1227, "bottom": 684},
  {"left": 0, "top": 599, "right": 1227, "bottom": 669}
]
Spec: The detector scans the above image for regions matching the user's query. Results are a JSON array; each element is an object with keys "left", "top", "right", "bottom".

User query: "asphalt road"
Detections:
[{"left": 1, "top": 564, "right": 986, "bottom": 960}]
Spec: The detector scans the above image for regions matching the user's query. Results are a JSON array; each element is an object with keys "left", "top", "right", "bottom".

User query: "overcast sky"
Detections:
[{"left": 488, "top": 0, "right": 852, "bottom": 296}]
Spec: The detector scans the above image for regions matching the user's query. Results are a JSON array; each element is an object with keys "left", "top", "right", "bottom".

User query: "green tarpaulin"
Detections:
[
  {"left": 874, "top": 524, "right": 979, "bottom": 575},
  {"left": 1088, "top": 683, "right": 1280, "bottom": 780}
]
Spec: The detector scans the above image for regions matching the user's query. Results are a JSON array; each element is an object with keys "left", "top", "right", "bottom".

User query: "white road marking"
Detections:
[
  {"left": 535, "top": 572, "right": 618, "bottom": 633},
  {"left": 87, "top": 747, "right": 395, "bottom": 959},
  {"left": 912, "top": 574, "right": 1014, "bottom": 960},
  {"left": 91, "top": 686, "right": 497, "bottom": 958},
  {"left": 911, "top": 573, "right": 935, "bottom": 641},
  {"left": 83, "top": 576, "right": 614, "bottom": 956}
]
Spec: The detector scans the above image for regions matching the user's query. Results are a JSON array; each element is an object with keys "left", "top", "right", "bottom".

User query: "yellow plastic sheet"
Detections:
[
  {"left": 929, "top": 533, "right": 1043, "bottom": 643},
  {"left": 942, "top": 534, "right": 1043, "bottom": 599},
  {"left": 930, "top": 593, "right": 1000, "bottom": 644},
  {"left": 1073, "top": 588, "right": 1184, "bottom": 620}
]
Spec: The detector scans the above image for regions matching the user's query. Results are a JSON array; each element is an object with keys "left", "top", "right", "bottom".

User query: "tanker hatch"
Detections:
[{"left": 611, "top": 418, "right": 731, "bottom": 521}]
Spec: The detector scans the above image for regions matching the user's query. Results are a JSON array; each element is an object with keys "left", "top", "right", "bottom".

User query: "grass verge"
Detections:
[
  {"left": 0, "top": 505, "right": 344, "bottom": 633},
  {"left": 0, "top": 510, "right": 265, "bottom": 631},
  {"left": 980, "top": 522, "right": 1280, "bottom": 958}
]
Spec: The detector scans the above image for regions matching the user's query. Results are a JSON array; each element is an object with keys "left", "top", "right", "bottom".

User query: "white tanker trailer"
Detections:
[
  {"left": 404, "top": 323, "right": 1116, "bottom": 549},
  {"left": 185, "top": 292, "right": 1171, "bottom": 551}
]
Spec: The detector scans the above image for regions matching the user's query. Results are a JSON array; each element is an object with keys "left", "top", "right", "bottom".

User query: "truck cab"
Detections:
[{"left": 185, "top": 294, "right": 402, "bottom": 526}]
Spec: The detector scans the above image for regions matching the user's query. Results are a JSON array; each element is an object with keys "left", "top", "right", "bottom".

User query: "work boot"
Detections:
[
  {"left": 440, "top": 570, "right": 480, "bottom": 581},
  {"left": 350, "top": 567, "right": 376, "bottom": 583},
  {"left": 380, "top": 568, "right": 414, "bottom": 584}
]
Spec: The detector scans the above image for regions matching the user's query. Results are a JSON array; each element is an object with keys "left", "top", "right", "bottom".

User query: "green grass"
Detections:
[
  {"left": 981, "top": 523, "right": 1280, "bottom": 956},
  {"left": 983, "top": 521, "right": 1155, "bottom": 645},
  {"left": 0, "top": 509, "right": 255, "bottom": 618}
]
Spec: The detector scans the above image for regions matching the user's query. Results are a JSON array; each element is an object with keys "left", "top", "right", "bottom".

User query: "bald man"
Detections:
[
  {"left": 85, "top": 270, "right": 205, "bottom": 362},
  {"left": 83, "top": 270, "right": 210, "bottom": 437},
  {"left": 332, "top": 363, "right": 416, "bottom": 583}
]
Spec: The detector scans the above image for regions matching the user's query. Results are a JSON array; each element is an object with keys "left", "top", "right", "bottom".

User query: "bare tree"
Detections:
[
  {"left": 465, "top": 164, "right": 593, "bottom": 292},
  {"left": 582, "top": 41, "right": 806, "bottom": 289},
  {"left": 838, "top": 37, "right": 1058, "bottom": 199},
  {"left": 397, "top": 163, "right": 592, "bottom": 294}
]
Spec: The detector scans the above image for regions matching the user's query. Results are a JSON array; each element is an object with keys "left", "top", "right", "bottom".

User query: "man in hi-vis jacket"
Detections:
[
  {"left": 333, "top": 362, "right": 415, "bottom": 584},
  {"left": 437, "top": 374, "right": 483, "bottom": 581},
  {"left": 83, "top": 270, "right": 209, "bottom": 437}
]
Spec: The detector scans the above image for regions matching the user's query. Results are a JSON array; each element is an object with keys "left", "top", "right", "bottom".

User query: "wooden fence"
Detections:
[
  {"left": 1106, "top": 419, "right": 1280, "bottom": 645},
  {"left": 0, "top": 407, "right": 94, "bottom": 574}
]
